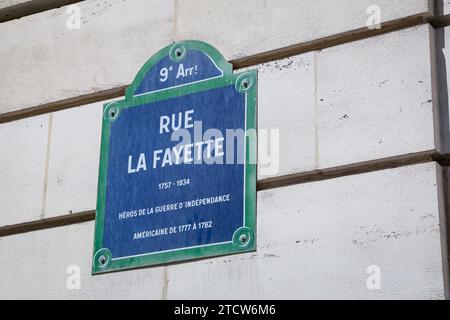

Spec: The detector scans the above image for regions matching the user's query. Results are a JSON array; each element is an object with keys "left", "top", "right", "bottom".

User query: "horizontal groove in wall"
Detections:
[
  {"left": 232, "top": 13, "right": 431, "bottom": 68},
  {"left": 1, "top": 150, "right": 449, "bottom": 238},
  {"left": 0, "top": 210, "right": 95, "bottom": 238},
  {"left": 0, "top": 12, "right": 438, "bottom": 125},
  {"left": 0, "top": 0, "right": 84, "bottom": 23},
  {"left": 257, "top": 150, "right": 447, "bottom": 191},
  {"left": 430, "top": 13, "right": 450, "bottom": 29},
  {"left": 0, "top": 85, "right": 127, "bottom": 124}
]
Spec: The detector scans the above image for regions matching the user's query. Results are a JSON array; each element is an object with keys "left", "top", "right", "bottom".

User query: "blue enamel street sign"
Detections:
[{"left": 92, "top": 41, "right": 257, "bottom": 274}]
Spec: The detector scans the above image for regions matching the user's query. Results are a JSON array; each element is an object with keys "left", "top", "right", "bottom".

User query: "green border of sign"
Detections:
[{"left": 92, "top": 41, "right": 257, "bottom": 275}]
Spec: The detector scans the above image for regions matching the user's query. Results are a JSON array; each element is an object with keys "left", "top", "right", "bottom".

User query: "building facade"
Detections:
[{"left": 0, "top": 0, "right": 449, "bottom": 299}]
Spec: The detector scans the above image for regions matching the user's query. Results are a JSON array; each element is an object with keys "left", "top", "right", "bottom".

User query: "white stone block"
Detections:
[
  {"left": 0, "top": 0, "right": 429, "bottom": 113},
  {"left": 166, "top": 163, "right": 445, "bottom": 300},
  {"left": 0, "top": 115, "right": 48, "bottom": 227},
  {"left": 259, "top": 25, "right": 437, "bottom": 176},
  {"left": 0, "top": 222, "right": 165, "bottom": 299},
  {"left": 317, "top": 25, "right": 435, "bottom": 168},
  {"left": 175, "top": 0, "right": 428, "bottom": 59},
  {"left": 257, "top": 54, "right": 316, "bottom": 179},
  {"left": 44, "top": 102, "right": 103, "bottom": 218},
  {"left": 0, "top": 0, "right": 174, "bottom": 113}
]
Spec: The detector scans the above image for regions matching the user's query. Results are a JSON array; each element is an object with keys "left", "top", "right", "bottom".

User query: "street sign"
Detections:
[{"left": 92, "top": 41, "right": 257, "bottom": 274}]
